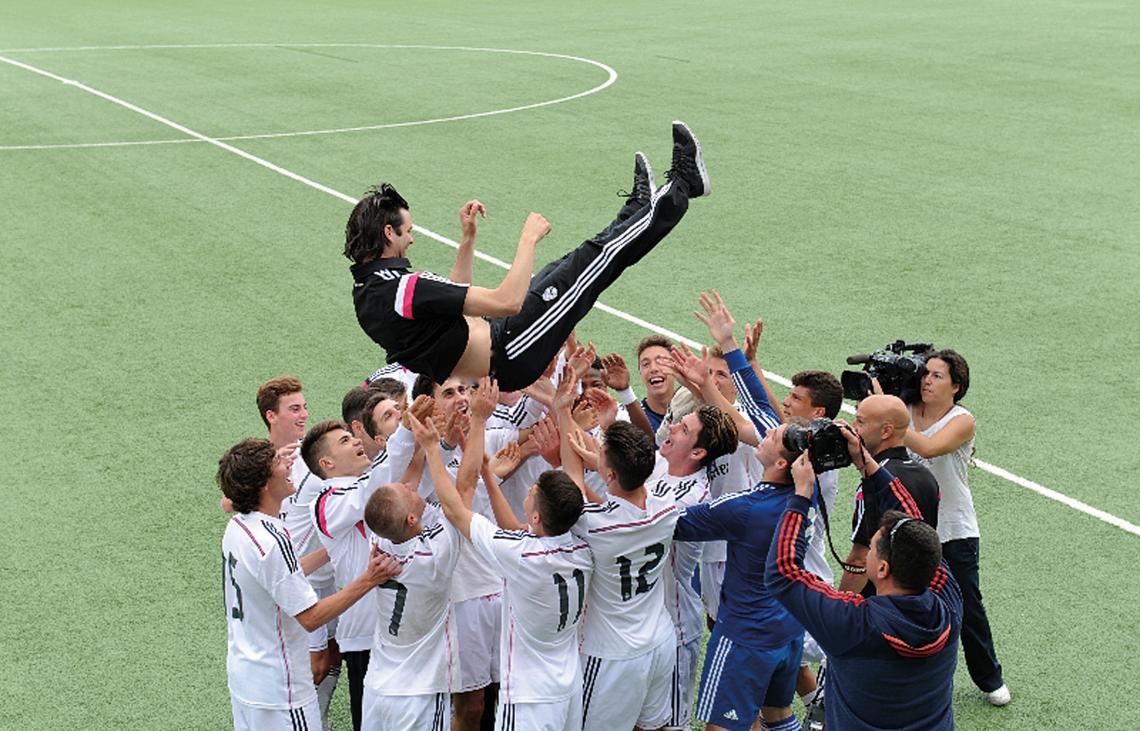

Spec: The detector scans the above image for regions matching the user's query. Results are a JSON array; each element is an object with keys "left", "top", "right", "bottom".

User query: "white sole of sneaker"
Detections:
[{"left": 672, "top": 119, "right": 711, "bottom": 197}]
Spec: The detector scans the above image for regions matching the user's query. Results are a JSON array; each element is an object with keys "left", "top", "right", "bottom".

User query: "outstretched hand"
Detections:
[
  {"left": 743, "top": 317, "right": 764, "bottom": 363},
  {"left": 566, "top": 343, "right": 597, "bottom": 381},
  {"left": 469, "top": 377, "right": 500, "bottom": 421},
  {"left": 694, "top": 290, "right": 737, "bottom": 350},
  {"left": 530, "top": 417, "right": 562, "bottom": 467},
  {"left": 405, "top": 408, "right": 441, "bottom": 448},
  {"left": 665, "top": 342, "right": 710, "bottom": 393},
  {"left": 600, "top": 352, "right": 631, "bottom": 391},
  {"left": 404, "top": 395, "right": 436, "bottom": 430},
  {"left": 553, "top": 364, "right": 580, "bottom": 412},
  {"left": 585, "top": 387, "right": 619, "bottom": 429}
]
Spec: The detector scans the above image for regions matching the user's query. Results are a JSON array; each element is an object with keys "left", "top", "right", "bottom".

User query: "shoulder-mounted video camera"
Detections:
[{"left": 841, "top": 340, "right": 934, "bottom": 404}]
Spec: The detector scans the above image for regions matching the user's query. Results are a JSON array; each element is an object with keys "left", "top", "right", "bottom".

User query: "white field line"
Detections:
[
  {"left": 3, "top": 52, "right": 1137, "bottom": 539},
  {"left": 0, "top": 43, "right": 617, "bottom": 151}
]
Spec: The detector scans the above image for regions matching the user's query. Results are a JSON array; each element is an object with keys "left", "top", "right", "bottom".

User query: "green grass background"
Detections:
[{"left": 2, "top": 1, "right": 1138, "bottom": 728}]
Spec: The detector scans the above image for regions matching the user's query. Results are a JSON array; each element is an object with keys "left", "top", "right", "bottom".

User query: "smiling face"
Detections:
[
  {"left": 638, "top": 345, "right": 675, "bottom": 404},
  {"left": 660, "top": 412, "right": 705, "bottom": 469},
  {"left": 266, "top": 449, "right": 296, "bottom": 504},
  {"left": 434, "top": 378, "right": 470, "bottom": 418},
  {"left": 382, "top": 208, "right": 415, "bottom": 258},
  {"left": 267, "top": 391, "right": 309, "bottom": 442}
]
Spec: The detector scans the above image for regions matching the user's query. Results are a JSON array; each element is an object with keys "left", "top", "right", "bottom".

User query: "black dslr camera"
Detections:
[
  {"left": 782, "top": 418, "right": 852, "bottom": 472},
  {"left": 841, "top": 340, "right": 934, "bottom": 404}
]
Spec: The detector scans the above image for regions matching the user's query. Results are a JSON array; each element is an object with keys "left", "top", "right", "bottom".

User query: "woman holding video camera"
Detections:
[{"left": 905, "top": 349, "right": 1011, "bottom": 707}]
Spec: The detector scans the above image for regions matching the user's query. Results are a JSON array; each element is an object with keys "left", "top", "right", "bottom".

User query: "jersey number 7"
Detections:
[{"left": 379, "top": 579, "right": 408, "bottom": 636}]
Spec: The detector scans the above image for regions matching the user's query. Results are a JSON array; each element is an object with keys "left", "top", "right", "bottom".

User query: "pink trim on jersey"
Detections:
[
  {"left": 520, "top": 543, "right": 590, "bottom": 558},
  {"left": 316, "top": 490, "right": 335, "bottom": 538},
  {"left": 588, "top": 505, "right": 677, "bottom": 534},
  {"left": 355, "top": 520, "right": 366, "bottom": 538},
  {"left": 444, "top": 609, "right": 454, "bottom": 693},
  {"left": 506, "top": 614, "right": 515, "bottom": 704},
  {"left": 399, "top": 273, "right": 420, "bottom": 319},
  {"left": 277, "top": 608, "right": 293, "bottom": 706},
  {"left": 235, "top": 518, "right": 266, "bottom": 556}
]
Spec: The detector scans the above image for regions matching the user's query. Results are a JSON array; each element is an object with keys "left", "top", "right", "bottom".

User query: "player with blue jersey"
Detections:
[{"left": 673, "top": 421, "right": 806, "bottom": 731}]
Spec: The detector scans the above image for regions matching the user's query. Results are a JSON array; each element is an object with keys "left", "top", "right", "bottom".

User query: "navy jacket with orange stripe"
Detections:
[{"left": 766, "top": 467, "right": 963, "bottom": 730}]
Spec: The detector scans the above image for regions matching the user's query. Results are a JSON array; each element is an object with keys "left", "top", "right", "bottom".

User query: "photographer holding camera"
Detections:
[
  {"left": 839, "top": 395, "right": 940, "bottom": 597},
  {"left": 905, "top": 349, "right": 1010, "bottom": 707},
  {"left": 766, "top": 424, "right": 962, "bottom": 731}
]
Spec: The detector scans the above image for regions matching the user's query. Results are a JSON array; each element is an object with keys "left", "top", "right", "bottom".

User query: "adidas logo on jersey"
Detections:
[
  {"left": 723, "top": 709, "right": 740, "bottom": 721},
  {"left": 542, "top": 286, "right": 559, "bottom": 302}
]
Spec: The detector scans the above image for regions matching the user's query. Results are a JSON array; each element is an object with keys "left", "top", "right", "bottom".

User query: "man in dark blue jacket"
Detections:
[{"left": 766, "top": 425, "right": 963, "bottom": 730}]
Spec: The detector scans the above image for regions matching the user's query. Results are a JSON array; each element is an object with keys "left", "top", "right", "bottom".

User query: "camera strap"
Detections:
[{"left": 813, "top": 476, "right": 866, "bottom": 575}]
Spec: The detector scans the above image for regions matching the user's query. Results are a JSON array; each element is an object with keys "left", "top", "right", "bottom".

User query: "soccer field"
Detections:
[{"left": 3, "top": 1, "right": 1138, "bottom": 728}]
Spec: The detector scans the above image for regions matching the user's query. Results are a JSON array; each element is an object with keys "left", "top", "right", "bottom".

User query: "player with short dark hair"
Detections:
[
  {"left": 218, "top": 438, "right": 400, "bottom": 731},
  {"left": 348, "top": 122, "right": 711, "bottom": 392},
  {"left": 411, "top": 378, "right": 596, "bottom": 731}
]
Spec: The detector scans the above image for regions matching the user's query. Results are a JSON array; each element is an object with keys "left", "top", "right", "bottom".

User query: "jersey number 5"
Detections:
[
  {"left": 615, "top": 543, "right": 665, "bottom": 601},
  {"left": 224, "top": 552, "right": 244, "bottom": 620}
]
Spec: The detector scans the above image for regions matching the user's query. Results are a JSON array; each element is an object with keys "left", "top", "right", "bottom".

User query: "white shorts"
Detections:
[
  {"left": 455, "top": 593, "right": 502, "bottom": 692},
  {"left": 308, "top": 583, "right": 337, "bottom": 652},
  {"left": 231, "top": 697, "right": 320, "bottom": 731},
  {"left": 802, "top": 631, "right": 825, "bottom": 665},
  {"left": 361, "top": 689, "right": 450, "bottom": 731},
  {"left": 700, "top": 560, "right": 726, "bottom": 621},
  {"left": 581, "top": 636, "right": 676, "bottom": 731},
  {"left": 663, "top": 639, "right": 700, "bottom": 730},
  {"left": 496, "top": 695, "right": 581, "bottom": 731}
]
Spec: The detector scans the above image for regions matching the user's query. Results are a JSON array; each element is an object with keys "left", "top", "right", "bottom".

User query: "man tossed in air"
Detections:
[{"left": 347, "top": 122, "right": 710, "bottom": 391}]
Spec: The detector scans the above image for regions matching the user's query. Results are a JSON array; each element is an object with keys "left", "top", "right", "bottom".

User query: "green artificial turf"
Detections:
[{"left": 2, "top": 1, "right": 1138, "bottom": 728}]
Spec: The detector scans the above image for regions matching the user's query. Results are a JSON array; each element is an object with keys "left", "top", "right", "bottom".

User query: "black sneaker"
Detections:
[
  {"left": 665, "top": 120, "right": 711, "bottom": 197},
  {"left": 632, "top": 151, "right": 656, "bottom": 205}
]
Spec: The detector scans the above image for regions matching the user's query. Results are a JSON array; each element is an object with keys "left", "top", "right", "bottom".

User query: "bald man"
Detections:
[{"left": 839, "top": 396, "right": 941, "bottom": 596}]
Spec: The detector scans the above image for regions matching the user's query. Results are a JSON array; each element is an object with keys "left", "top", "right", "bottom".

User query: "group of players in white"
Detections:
[{"left": 219, "top": 289, "right": 855, "bottom": 731}]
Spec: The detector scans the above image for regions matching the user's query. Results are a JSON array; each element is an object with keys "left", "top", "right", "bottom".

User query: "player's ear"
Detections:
[
  {"left": 691, "top": 447, "right": 708, "bottom": 464},
  {"left": 319, "top": 455, "right": 335, "bottom": 474}
]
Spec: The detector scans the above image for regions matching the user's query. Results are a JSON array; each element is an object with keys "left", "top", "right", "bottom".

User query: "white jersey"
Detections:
[
  {"left": 702, "top": 437, "right": 762, "bottom": 564},
  {"left": 572, "top": 488, "right": 678, "bottom": 659},
  {"left": 222, "top": 511, "right": 320, "bottom": 709},
  {"left": 467, "top": 514, "right": 594, "bottom": 703},
  {"left": 910, "top": 404, "right": 979, "bottom": 542},
  {"left": 311, "top": 460, "right": 387, "bottom": 652},
  {"left": 488, "top": 394, "right": 547, "bottom": 431},
  {"left": 803, "top": 468, "right": 839, "bottom": 585},
  {"left": 647, "top": 457, "right": 710, "bottom": 646},
  {"left": 281, "top": 453, "right": 332, "bottom": 590},
  {"left": 365, "top": 504, "right": 461, "bottom": 696}
]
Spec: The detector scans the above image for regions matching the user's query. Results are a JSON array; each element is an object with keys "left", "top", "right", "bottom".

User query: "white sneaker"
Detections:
[{"left": 985, "top": 684, "right": 1011, "bottom": 707}]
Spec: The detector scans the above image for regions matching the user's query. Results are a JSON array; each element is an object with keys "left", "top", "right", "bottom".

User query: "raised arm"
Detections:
[
  {"left": 481, "top": 460, "right": 527, "bottom": 532},
  {"left": 448, "top": 199, "right": 485, "bottom": 284},
  {"left": 460, "top": 378, "right": 500, "bottom": 505},
  {"left": 462, "top": 213, "right": 550, "bottom": 317},
  {"left": 742, "top": 317, "right": 785, "bottom": 423},
  {"left": 296, "top": 545, "right": 401, "bottom": 631},
  {"left": 694, "top": 291, "right": 780, "bottom": 435},
  {"left": 903, "top": 412, "right": 975, "bottom": 459},
  {"left": 406, "top": 409, "right": 476, "bottom": 539}
]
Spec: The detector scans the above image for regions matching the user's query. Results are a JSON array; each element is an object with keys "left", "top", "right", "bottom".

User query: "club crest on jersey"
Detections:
[{"left": 542, "top": 286, "right": 559, "bottom": 302}]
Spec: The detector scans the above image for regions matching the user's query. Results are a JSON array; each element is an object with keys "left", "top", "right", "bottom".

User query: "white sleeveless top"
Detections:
[{"left": 909, "top": 404, "right": 978, "bottom": 542}]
